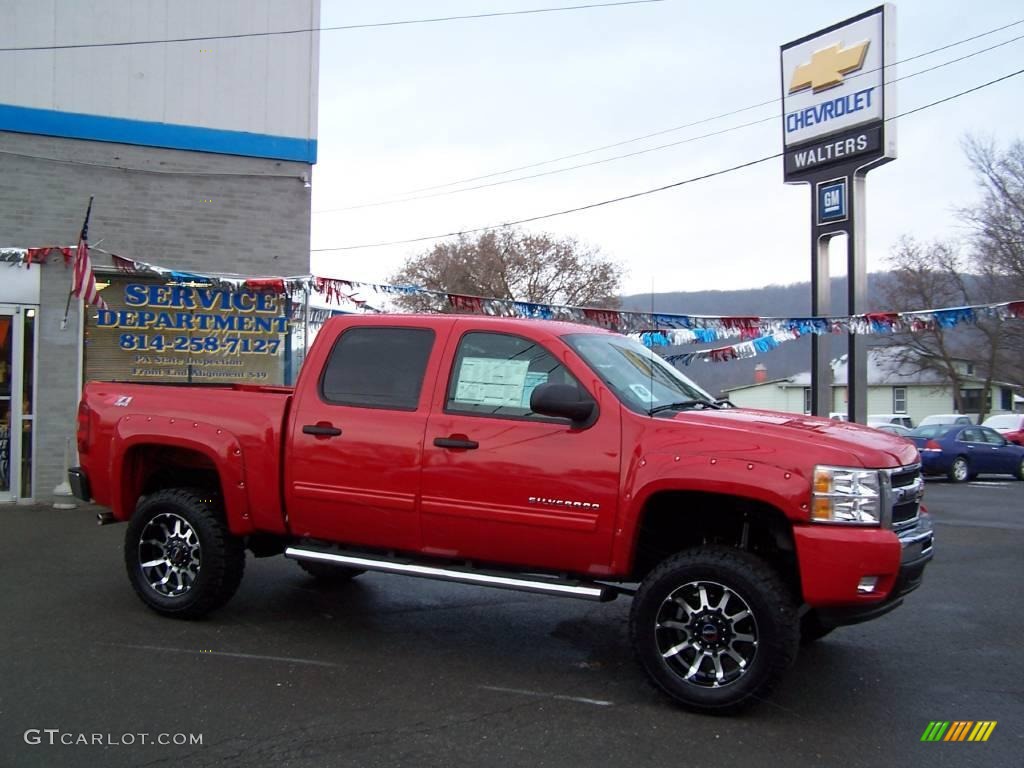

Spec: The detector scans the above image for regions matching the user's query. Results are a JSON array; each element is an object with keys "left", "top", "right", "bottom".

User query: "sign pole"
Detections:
[
  {"left": 781, "top": 4, "right": 896, "bottom": 422},
  {"left": 847, "top": 174, "right": 869, "bottom": 423},
  {"left": 811, "top": 227, "right": 833, "bottom": 416}
]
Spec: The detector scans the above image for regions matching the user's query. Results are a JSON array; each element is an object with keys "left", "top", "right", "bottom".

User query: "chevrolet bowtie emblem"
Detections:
[{"left": 789, "top": 40, "right": 870, "bottom": 94}]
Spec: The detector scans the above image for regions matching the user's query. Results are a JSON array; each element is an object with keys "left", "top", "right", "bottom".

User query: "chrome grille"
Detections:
[{"left": 884, "top": 464, "right": 924, "bottom": 528}]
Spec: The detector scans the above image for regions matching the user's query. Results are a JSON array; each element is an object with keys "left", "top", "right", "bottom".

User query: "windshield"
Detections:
[{"left": 564, "top": 333, "right": 716, "bottom": 415}]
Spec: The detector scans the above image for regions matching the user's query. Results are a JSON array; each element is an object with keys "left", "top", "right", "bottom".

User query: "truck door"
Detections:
[
  {"left": 285, "top": 323, "right": 443, "bottom": 551},
  {"left": 419, "top": 326, "right": 621, "bottom": 575}
]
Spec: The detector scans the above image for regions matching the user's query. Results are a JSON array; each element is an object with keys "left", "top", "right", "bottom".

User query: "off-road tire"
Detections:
[
  {"left": 296, "top": 559, "right": 365, "bottom": 584},
  {"left": 629, "top": 546, "right": 799, "bottom": 714},
  {"left": 125, "top": 488, "right": 245, "bottom": 619}
]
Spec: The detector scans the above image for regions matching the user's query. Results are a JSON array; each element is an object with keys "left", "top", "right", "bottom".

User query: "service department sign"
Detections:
[{"left": 781, "top": 5, "right": 896, "bottom": 181}]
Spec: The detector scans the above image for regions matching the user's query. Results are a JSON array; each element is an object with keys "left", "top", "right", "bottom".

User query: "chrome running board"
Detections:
[{"left": 284, "top": 546, "right": 617, "bottom": 602}]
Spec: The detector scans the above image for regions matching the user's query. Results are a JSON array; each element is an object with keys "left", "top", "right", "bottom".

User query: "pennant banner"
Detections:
[{"left": 4, "top": 245, "right": 1023, "bottom": 364}]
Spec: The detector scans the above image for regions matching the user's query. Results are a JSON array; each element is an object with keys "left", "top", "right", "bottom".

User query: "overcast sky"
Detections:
[{"left": 309, "top": 0, "right": 1023, "bottom": 298}]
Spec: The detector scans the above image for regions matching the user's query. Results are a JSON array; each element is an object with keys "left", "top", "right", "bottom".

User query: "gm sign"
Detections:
[{"left": 817, "top": 178, "right": 848, "bottom": 224}]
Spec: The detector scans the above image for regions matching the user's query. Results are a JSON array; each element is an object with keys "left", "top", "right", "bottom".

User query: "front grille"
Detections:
[
  {"left": 892, "top": 501, "right": 919, "bottom": 525},
  {"left": 886, "top": 464, "right": 924, "bottom": 527}
]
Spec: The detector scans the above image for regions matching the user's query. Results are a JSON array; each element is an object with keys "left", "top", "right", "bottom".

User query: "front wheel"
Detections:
[
  {"left": 948, "top": 456, "right": 969, "bottom": 483},
  {"left": 629, "top": 547, "right": 798, "bottom": 714},
  {"left": 124, "top": 488, "right": 245, "bottom": 619}
]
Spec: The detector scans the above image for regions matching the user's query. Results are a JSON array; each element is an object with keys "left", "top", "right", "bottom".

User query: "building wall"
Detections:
[
  {"left": 727, "top": 384, "right": 806, "bottom": 413},
  {"left": 0, "top": 0, "right": 320, "bottom": 162},
  {"left": 0, "top": 130, "right": 312, "bottom": 499}
]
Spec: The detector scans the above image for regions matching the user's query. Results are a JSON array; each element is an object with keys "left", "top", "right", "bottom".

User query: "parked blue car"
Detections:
[{"left": 909, "top": 424, "right": 1024, "bottom": 482}]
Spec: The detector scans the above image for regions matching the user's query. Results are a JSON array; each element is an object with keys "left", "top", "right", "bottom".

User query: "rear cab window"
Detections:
[{"left": 320, "top": 327, "right": 435, "bottom": 410}]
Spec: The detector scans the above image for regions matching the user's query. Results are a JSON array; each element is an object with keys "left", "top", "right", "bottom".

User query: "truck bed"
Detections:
[{"left": 79, "top": 380, "right": 293, "bottom": 534}]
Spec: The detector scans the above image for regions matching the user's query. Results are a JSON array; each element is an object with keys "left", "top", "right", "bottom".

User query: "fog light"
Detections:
[{"left": 857, "top": 576, "right": 879, "bottom": 594}]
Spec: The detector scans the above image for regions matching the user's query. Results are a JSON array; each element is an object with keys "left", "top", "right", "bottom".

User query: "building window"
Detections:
[
  {"left": 959, "top": 389, "right": 990, "bottom": 414},
  {"left": 803, "top": 387, "right": 811, "bottom": 414},
  {"left": 892, "top": 387, "right": 906, "bottom": 413},
  {"left": 1001, "top": 388, "right": 1013, "bottom": 411}
]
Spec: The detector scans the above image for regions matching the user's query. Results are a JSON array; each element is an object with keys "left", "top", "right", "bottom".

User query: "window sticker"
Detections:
[
  {"left": 520, "top": 371, "right": 549, "bottom": 408},
  {"left": 454, "top": 357, "right": 531, "bottom": 407},
  {"left": 629, "top": 383, "right": 654, "bottom": 404}
]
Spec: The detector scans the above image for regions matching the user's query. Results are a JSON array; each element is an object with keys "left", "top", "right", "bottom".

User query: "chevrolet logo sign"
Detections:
[{"left": 789, "top": 40, "right": 870, "bottom": 94}]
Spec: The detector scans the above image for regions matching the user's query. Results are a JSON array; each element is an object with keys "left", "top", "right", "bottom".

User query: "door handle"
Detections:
[
  {"left": 303, "top": 423, "right": 342, "bottom": 437},
  {"left": 434, "top": 436, "right": 479, "bottom": 450}
]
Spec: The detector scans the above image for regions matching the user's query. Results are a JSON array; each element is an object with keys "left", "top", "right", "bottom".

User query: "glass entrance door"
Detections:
[{"left": 0, "top": 306, "right": 34, "bottom": 502}]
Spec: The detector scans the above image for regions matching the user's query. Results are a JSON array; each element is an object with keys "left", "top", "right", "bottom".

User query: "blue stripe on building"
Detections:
[{"left": 0, "top": 104, "right": 316, "bottom": 164}]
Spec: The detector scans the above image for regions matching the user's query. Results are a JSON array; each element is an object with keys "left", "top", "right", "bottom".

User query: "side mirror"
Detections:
[{"left": 530, "top": 383, "right": 596, "bottom": 425}]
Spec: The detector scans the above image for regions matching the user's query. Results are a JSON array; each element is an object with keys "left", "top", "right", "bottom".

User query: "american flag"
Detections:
[{"left": 71, "top": 197, "right": 107, "bottom": 309}]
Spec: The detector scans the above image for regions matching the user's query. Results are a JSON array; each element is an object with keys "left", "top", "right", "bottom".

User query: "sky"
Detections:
[{"left": 309, "top": 0, "right": 1023, "bottom": 298}]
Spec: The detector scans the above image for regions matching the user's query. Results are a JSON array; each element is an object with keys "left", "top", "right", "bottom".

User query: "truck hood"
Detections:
[{"left": 667, "top": 408, "right": 920, "bottom": 469}]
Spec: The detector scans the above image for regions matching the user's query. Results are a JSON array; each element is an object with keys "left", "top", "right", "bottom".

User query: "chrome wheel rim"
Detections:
[
  {"left": 655, "top": 580, "right": 758, "bottom": 688},
  {"left": 952, "top": 459, "right": 968, "bottom": 482},
  {"left": 138, "top": 512, "right": 201, "bottom": 597}
]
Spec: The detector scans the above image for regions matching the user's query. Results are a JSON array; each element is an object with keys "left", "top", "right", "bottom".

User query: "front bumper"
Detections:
[{"left": 812, "top": 514, "right": 934, "bottom": 628}]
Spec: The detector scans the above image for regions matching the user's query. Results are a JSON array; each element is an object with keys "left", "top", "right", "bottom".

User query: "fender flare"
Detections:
[{"left": 110, "top": 414, "right": 254, "bottom": 535}]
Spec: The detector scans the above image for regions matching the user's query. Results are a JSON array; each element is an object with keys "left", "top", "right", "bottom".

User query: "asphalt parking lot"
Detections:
[{"left": 1, "top": 480, "right": 1021, "bottom": 768}]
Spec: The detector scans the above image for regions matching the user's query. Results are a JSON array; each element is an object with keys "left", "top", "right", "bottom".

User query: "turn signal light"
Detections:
[{"left": 812, "top": 497, "right": 833, "bottom": 520}]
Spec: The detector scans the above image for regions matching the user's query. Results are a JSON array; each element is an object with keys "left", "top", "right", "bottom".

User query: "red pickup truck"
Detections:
[{"left": 72, "top": 314, "right": 933, "bottom": 713}]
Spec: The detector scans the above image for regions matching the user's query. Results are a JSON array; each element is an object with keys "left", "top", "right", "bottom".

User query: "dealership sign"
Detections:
[
  {"left": 84, "top": 278, "right": 291, "bottom": 384},
  {"left": 781, "top": 4, "right": 896, "bottom": 181}
]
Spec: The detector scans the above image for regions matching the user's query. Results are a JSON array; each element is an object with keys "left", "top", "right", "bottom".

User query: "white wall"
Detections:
[
  {"left": 0, "top": 0, "right": 319, "bottom": 154},
  {"left": 728, "top": 384, "right": 806, "bottom": 414}
]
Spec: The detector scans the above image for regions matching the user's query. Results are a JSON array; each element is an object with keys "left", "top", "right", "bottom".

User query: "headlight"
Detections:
[{"left": 811, "top": 466, "right": 882, "bottom": 525}]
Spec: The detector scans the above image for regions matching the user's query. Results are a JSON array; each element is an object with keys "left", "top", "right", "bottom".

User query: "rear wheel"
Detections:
[
  {"left": 1015, "top": 457, "right": 1024, "bottom": 481},
  {"left": 629, "top": 547, "right": 798, "bottom": 714},
  {"left": 296, "top": 559, "right": 364, "bottom": 584},
  {"left": 125, "top": 488, "right": 245, "bottom": 619},
  {"left": 948, "top": 456, "right": 969, "bottom": 483}
]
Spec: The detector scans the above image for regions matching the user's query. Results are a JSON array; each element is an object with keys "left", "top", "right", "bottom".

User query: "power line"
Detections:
[
  {"left": 9, "top": 30, "right": 1017, "bottom": 184},
  {"left": 0, "top": 1, "right": 666, "bottom": 52},
  {"left": 323, "top": 115, "right": 778, "bottom": 212},
  {"left": 314, "top": 31, "right": 1024, "bottom": 213},
  {"left": 337, "top": 16, "right": 1024, "bottom": 202},
  {"left": 311, "top": 66, "right": 1024, "bottom": 252}
]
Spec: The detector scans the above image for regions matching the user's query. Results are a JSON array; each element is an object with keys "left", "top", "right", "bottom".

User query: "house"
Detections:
[{"left": 722, "top": 347, "right": 1021, "bottom": 425}]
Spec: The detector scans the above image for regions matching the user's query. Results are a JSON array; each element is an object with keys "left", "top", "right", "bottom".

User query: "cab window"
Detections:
[
  {"left": 446, "top": 332, "right": 583, "bottom": 420},
  {"left": 320, "top": 327, "right": 434, "bottom": 410}
]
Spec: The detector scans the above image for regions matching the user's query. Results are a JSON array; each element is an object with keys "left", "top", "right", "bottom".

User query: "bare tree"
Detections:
[
  {"left": 878, "top": 237, "right": 1003, "bottom": 419},
  {"left": 390, "top": 228, "right": 624, "bottom": 312},
  {"left": 960, "top": 136, "right": 1024, "bottom": 385}
]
